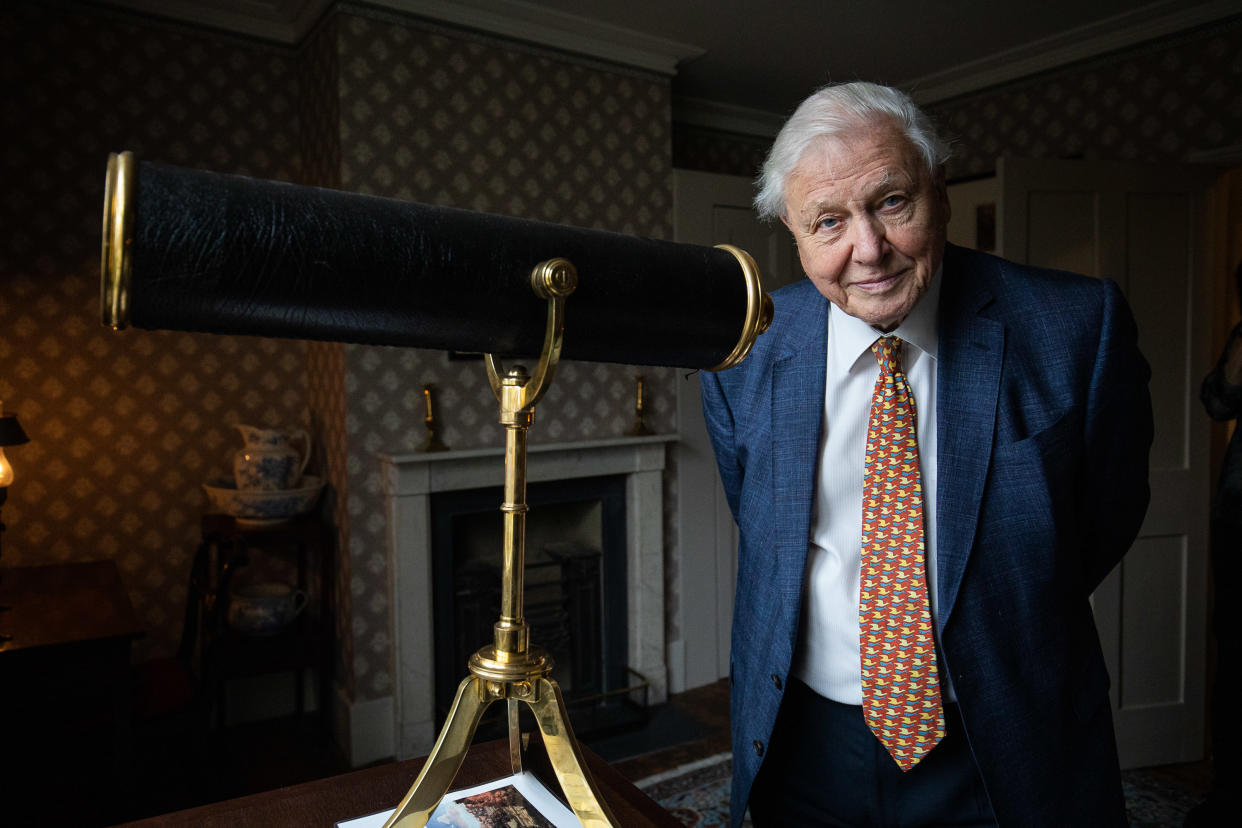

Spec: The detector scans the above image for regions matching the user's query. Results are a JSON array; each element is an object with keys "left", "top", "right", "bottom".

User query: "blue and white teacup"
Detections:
[{"left": 227, "top": 582, "right": 308, "bottom": 635}]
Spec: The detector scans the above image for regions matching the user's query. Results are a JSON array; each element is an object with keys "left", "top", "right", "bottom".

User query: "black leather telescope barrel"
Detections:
[{"left": 101, "top": 152, "right": 771, "bottom": 370}]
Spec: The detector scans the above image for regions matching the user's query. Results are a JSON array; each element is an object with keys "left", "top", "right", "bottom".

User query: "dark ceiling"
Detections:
[
  {"left": 531, "top": 0, "right": 1166, "bottom": 113},
  {"left": 104, "top": 0, "right": 1241, "bottom": 121}
]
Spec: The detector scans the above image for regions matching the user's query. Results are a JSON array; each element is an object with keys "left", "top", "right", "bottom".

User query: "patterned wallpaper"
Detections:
[
  {"left": 0, "top": 1, "right": 311, "bottom": 662},
  {"left": 930, "top": 17, "right": 1242, "bottom": 180},
  {"left": 329, "top": 10, "right": 675, "bottom": 700}
]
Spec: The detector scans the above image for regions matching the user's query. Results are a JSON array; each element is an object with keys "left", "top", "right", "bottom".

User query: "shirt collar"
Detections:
[{"left": 828, "top": 264, "right": 942, "bottom": 370}]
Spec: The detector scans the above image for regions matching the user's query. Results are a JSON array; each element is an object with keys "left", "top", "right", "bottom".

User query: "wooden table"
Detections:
[
  {"left": 0, "top": 560, "right": 145, "bottom": 824},
  {"left": 116, "top": 736, "right": 681, "bottom": 827},
  {"left": 0, "top": 560, "right": 144, "bottom": 652}
]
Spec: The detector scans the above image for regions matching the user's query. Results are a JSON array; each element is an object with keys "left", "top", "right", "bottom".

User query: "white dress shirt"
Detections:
[{"left": 791, "top": 268, "right": 955, "bottom": 705}]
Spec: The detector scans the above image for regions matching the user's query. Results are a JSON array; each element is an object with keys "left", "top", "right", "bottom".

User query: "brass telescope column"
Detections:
[{"left": 383, "top": 259, "right": 618, "bottom": 828}]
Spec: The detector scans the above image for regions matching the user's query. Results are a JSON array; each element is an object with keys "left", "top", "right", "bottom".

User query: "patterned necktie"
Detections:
[{"left": 859, "top": 336, "right": 944, "bottom": 771}]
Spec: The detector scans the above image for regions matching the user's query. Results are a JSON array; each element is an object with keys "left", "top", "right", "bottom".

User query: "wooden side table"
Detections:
[
  {"left": 196, "top": 513, "right": 334, "bottom": 730},
  {"left": 0, "top": 560, "right": 145, "bottom": 823}
]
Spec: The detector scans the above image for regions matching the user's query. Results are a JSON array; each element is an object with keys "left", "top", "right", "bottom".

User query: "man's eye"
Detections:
[
  {"left": 818, "top": 217, "right": 839, "bottom": 230},
  {"left": 882, "top": 195, "right": 905, "bottom": 209}
]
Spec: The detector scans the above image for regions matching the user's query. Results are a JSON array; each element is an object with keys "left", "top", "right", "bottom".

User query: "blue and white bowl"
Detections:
[{"left": 203, "top": 475, "right": 324, "bottom": 526}]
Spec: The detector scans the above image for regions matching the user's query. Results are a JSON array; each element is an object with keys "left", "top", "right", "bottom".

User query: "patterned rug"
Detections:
[
  {"left": 636, "top": 753, "right": 1203, "bottom": 827},
  {"left": 636, "top": 753, "right": 745, "bottom": 828}
]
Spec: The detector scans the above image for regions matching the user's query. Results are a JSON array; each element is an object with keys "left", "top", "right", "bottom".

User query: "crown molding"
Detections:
[
  {"left": 672, "top": 96, "right": 785, "bottom": 139},
  {"left": 97, "top": 0, "right": 1242, "bottom": 120},
  {"left": 373, "top": 0, "right": 703, "bottom": 75},
  {"left": 675, "top": 1, "right": 1242, "bottom": 135},
  {"left": 100, "top": 0, "right": 333, "bottom": 43},
  {"left": 1187, "top": 142, "right": 1242, "bottom": 165},
  {"left": 904, "top": 0, "right": 1242, "bottom": 105},
  {"left": 99, "top": 0, "right": 704, "bottom": 75}
]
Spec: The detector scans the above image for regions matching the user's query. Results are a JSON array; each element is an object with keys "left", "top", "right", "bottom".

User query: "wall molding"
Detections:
[
  {"left": 904, "top": 0, "right": 1242, "bottom": 105},
  {"left": 102, "top": 0, "right": 1242, "bottom": 129},
  {"left": 672, "top": 96, "right": 785, "bottom": 139},
  {"left": 375, "top": 0, "right": 702, "bottom": 75},
  {"left": 101, "top": 0, "right": 333, "bottom": 44},
  {"left": 102, "top": 0, "right": 702, "bottom": 75},
  {"left": 334, "top": 686, "right": 397, "bottom": 767},
  {"left": 1187, "top": 143, "right": 1242, "bottom": 166}
]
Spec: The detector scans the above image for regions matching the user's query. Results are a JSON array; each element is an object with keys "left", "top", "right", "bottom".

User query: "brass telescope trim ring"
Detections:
[
  {"left": 101, "top": 151, "right": 136, "bottom": 331},
  {"left": 710, "top": 244, "right": 773, "bottom": 372}
]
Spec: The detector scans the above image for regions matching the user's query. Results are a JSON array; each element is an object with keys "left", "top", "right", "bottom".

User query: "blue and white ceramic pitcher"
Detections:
[{"left": 232, "top": 425, "right": 310, "bottom": 490}]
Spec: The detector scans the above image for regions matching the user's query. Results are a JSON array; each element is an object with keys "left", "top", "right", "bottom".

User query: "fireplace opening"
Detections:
[{"left": 431, "top": 474, "right": 646, "bottom": 740}]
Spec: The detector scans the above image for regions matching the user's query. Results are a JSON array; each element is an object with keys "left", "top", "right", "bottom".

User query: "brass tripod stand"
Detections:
[{"left": 383, "top": 257, "right": 618, "bottom": 827}]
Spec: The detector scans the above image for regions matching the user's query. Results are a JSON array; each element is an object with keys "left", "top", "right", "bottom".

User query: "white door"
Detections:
[
  {"left": 996, "top": 156, "right": 1214, "bottom": 768},
  {"left": 670, "top": 169, "right": 797, "bottom": 692}
]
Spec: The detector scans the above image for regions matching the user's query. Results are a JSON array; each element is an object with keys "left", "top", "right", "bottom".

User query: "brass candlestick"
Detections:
[
  {"left": 625, "top": 374, "right": 654, "bottom": 436},
  {"left": 419, "top": 383, "right": 449, "bottom": 452},
  {"left": 383, "top": 259, "right": 618, "bottom": 828}
]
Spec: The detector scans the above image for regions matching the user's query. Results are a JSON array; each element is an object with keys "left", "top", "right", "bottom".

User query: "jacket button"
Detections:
[
  {"left": 753, "top": 740, "right": 764, "bottom": 757},
  {"left": 771, "top": 674, "right": 783, "bottom": 690}
]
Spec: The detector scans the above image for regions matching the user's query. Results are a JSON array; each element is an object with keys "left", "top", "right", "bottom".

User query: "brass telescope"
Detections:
[{"left": 101, "top": 151, "right": 771, "bottom": 827}]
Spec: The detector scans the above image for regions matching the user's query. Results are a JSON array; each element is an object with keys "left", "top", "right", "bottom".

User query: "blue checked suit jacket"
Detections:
[{"left": 701, "top": 244, "right": 1153, "bottom": 827}]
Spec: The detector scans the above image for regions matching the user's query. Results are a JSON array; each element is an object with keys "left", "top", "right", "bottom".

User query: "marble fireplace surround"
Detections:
[{"left": 379, "top": 435, "right": 674, "bottom": 760}]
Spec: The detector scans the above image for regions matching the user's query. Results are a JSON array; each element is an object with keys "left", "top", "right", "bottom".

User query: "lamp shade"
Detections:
[{"left": 0, "top": 413, "right": 29, "bottom": 447}]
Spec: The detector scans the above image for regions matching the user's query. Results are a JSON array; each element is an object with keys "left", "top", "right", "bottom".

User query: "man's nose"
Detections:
[{"left": 851, "top": 215, "right": 887, "bottom": 263}]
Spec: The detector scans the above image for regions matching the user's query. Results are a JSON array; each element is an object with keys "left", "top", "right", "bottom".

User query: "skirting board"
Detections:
[
  {"left": 334, "top": 686, "right": 396, "bottom": 768},
  {"left": 221, "top": 669, "right": 320, "bottom": 726},
  {"left": 667, "top": 639, "right": 686, "bottom": 695}
]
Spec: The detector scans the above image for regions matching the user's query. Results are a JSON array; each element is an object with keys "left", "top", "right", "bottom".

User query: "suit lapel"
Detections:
[
  {"left": 936, "top": 247, "right": 1004, "bottom": 628},
  {"left": 771, "top": 288, "right": 828, "bottom": 602}
]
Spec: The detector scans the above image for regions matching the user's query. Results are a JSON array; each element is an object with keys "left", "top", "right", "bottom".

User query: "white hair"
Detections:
[{"left": 754, "top": 82, "right": 951, "bottom": 221}]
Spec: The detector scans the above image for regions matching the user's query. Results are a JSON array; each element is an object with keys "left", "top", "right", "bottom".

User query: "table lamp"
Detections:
[
  {"left": 0, "top": 400, "right": 31, "bottom": 536},
  {"left": 0, "top": 397, "right": 30, "bottom": 481},
  {"left": 1, "top": 401, "right": 30, "bottom": 625}
]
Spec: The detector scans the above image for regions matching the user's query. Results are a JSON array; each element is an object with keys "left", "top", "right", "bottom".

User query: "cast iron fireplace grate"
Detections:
[{"left": 430, "top": 474, "right": 647, "bottom": 741}]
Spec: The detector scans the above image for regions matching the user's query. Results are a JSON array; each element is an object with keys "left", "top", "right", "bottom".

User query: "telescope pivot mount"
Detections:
[{"left": 384, "top": 258, "right": 618, "bottom": 828}]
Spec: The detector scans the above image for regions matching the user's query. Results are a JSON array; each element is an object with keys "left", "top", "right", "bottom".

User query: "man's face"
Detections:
[{"left": 781, "top": 119, "right": 950, "bottom": 331}]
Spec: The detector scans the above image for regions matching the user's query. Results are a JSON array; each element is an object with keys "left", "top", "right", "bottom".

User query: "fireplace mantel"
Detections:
[{"left": 379, "top": 435, "right": 675, "bottom": 759}]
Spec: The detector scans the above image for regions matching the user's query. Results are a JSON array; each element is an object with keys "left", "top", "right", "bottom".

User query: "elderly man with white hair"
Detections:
[{"left": 701, "top": 81, "right": 1153, "bottom": 826}]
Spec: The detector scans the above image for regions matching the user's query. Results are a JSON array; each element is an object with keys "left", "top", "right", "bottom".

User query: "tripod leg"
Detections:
[
  {"left": 383, "top": 676, "right": 492, "bottom": 828},
  {"left": 529, "top": 677, "right": 619, "bottom": 828},
  {"left": 508, "top": 697, "right": 525, "bottom": 775}
]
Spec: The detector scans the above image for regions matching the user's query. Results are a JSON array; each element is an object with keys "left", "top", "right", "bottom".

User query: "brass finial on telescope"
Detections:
[{"left": 383, "top": 257, "right": 618, "bottom": 828}]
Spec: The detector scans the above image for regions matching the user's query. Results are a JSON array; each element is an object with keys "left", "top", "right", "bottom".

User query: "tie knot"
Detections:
[{"left": 871, "top": 336, "right": 903, "bottom": 374}]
